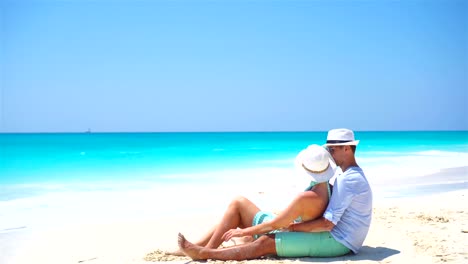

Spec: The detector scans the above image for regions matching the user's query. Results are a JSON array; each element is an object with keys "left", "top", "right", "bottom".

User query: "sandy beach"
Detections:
[
  {"left": 142, "top": 189, "right": 468, "bottom": 264},
  {"left": 3, "top": 167, "right": 468, "bottom": 264}
]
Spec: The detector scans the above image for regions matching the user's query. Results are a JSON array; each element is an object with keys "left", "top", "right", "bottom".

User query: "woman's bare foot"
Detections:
[
  {"left": 223, "top": 236, "right": 254, "bottom": 247},
  {"left": 165, "top": 249, "right": 185, "bottom": 256},
  {"left": 238, "top": 236, "right": 254, "bottom": 244},
  {"left": 178, "top": 233, "right": 206, "bottom": 260}
]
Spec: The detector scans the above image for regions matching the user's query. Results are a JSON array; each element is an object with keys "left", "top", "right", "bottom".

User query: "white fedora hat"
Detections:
[
  {"left": 295, "top": 144, "right": 336, "bottom": 183},
  {"left": 324, "top": 128, "right": 360, "bottom": 146}
]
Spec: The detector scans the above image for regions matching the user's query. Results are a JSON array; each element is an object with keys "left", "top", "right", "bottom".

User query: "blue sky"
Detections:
[{"left": 1, "top": 0, "right": 467, "bottom": 132}]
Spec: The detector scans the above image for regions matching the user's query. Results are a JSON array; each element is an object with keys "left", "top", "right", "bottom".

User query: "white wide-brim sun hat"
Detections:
[{"left": 294, "top": 144, "right": 336, "bottom": 183}]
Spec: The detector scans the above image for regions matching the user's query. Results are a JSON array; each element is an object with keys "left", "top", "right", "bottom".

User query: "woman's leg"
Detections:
[
  {"left": 179, "top": 233, "right": 277, "bottom": 260},
  {"left": 170, "top": 195, "right": 261, "bottom": 255},
  {"left": 205, "top": 196, "right": 261, "bottom": 248}
]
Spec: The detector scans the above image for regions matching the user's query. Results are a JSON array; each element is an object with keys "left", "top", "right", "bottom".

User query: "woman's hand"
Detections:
[{"left": 222, "top": 228, "right": 246, "bottom": 241}]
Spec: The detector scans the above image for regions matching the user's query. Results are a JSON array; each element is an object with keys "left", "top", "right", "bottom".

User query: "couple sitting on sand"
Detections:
[{"left": 174, "top": 128, "right": 373, "bottom": 260}]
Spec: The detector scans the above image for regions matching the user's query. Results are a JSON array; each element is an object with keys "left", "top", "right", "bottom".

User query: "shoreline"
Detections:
[
  {"left": 370, "top": 166, "right": 467, "bottom": 200},
  {"left": 1, "top": 165, "right": 466, "bottom": 202}
]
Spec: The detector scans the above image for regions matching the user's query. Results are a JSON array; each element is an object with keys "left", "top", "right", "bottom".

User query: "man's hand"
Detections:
[{"left": 222, "top": 228, "right": 245, "bottom": 241}]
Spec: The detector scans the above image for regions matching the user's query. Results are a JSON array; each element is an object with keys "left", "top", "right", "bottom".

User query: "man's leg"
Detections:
[
  {"left": 205, "top": 196, "right": 261, "bottom": 248},
  {"left": 179, "top": 233, "right": 277, "bottom": 260}
]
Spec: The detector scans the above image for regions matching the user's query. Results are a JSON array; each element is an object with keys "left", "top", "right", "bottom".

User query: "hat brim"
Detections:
[
  {"left": 294, "top": 150, "right": 336, "bottom": 183},
  {"left": 324, "top": 140, "right": 360, "bottom": 146}
]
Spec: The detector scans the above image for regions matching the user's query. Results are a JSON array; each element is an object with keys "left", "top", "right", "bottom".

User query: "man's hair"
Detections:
[{"left": 350, "top": 145, "right": 356, "bottom": 154}]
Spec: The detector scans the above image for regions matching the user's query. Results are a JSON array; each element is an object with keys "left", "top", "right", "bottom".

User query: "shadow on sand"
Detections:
[
  {"left": 297, "top": 246, "right": 400, "bottom": 262},
  {"left": 182, "top": 246, "right": 401, "bottom": 263}
]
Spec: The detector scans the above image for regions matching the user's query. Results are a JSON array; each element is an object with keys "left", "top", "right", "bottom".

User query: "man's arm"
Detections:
[{"left": 288, "top": 216, "right": 335, "bottom": 232}]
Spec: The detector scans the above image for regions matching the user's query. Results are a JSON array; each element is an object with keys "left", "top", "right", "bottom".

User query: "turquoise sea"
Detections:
[
  {"left": 1, "top": 131, "right": 468, "bottom": 189},
  {"left": 0, "top": 131, "right": 467, "bottom": 231}
]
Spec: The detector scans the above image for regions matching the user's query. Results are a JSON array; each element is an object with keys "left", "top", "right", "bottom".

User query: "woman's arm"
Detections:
[{"left": 222, "top": 190, "right": 323, "bottom": 241}]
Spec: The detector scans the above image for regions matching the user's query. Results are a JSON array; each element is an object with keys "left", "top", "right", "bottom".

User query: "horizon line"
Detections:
[{"left": 1, "top": 129, "right": 467, "bottom": 134}]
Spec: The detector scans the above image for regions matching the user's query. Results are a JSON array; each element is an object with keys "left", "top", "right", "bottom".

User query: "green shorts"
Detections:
[{"left": 252, "top": 211, "right": 350, "bottom": 257}]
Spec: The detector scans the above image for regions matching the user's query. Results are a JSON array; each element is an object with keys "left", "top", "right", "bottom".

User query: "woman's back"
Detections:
[{"left": 297, "top": 182, "right": 330, "bottom": 222}]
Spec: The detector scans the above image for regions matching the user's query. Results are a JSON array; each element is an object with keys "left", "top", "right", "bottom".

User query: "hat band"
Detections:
[
  {"left": 302, "top": 163, "right": 329, "bottom": 174},
  {"left": 326, "top": 140, "right": 353, "bottom": 144}
]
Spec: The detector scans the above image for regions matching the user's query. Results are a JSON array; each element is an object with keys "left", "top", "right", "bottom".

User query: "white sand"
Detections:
[
  {"left": 142, "top": 190, "right": 468, "bottom": 264},
  {"left": 2, "top": 167, "right": 468, "bottom": 264}
]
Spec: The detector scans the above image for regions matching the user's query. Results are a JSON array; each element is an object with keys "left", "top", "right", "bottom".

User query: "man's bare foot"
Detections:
[{"left": 178, "top": 233, "right": 206, "bottom": 260}]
